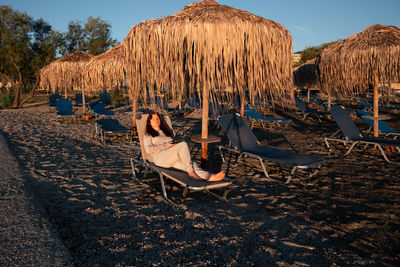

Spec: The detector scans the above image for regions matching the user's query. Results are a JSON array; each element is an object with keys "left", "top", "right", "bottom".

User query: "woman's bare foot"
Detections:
[
  {"left": 188, "top": 169, "right": 201, "bottom": 179},
  {"left": 208, "top": 171, "right": 225, "bottom": 182}
]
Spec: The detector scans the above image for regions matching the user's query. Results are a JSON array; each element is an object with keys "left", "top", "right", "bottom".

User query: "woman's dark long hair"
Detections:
[{"left": 145, "top": 112, "right": 172, "bottom": 137}]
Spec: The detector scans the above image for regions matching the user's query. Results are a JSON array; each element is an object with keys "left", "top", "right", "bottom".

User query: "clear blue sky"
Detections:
[{"left": 2, "top": 0, "right": 400, "bottom": 52}]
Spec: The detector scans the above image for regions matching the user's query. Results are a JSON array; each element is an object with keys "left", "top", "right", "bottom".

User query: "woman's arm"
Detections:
[{"left": 143, "top": 135, "right": 172, "bottom": 155}]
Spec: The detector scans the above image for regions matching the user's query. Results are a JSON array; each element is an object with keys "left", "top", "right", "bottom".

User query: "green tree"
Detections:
[
  {"left": 60, "top": 17, "right": 117, "bottom": 56},
  {"left": 295, "top": 41, "right": 338, "bottom": 66},
  {"left": 84, "top": 16, "right": 117, "bottom": 55},
  {"left": 62, "top": 20, "right": 87, "bottom": 55},
  {"left": 0, "top": 5, "right": 59, "bottom": 108}
]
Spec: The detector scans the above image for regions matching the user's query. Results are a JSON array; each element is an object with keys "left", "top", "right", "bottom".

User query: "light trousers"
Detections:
[{"left": 154, "top": 141, "right": 209, "bottom": 179}]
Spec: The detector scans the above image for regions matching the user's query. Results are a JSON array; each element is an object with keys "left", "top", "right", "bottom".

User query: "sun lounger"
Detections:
[
  {"left": 48, "top": 94, "right": 61, "bottom": 107},
  {"left": 89, "top": 101, "right": 115, "bottom": 117},
  {"left": 295, "top": 97, "right": 329, "bottom": 122},
  {"left": 217, "top": 113, "right": 325, "bottom": 183},
  {"left": 359, "top": 100, "right": 400, "bottom": 113},
  {"left": 355, "top": 109, "right": 400, "bottom": 138},
  {"left": 75, "top": 93, "right": 87, "bottom": 106},
  {"left": 244, "top": 106, "right": 291, "bottom": 129},
  {"left": 130, "top": 113, "right": 233, "bottom": 205},
  {"left": 95, "top": 118, "right": 130, "bottom": 143},
  {"left": 99, "top": 92, "right": 112, "bottom": 106},
  {"left": 56, "top": 99, "right": 74, "bottom": 117},
  {"left": 324, "top": 105, "right": 400, "bottom": 163}
]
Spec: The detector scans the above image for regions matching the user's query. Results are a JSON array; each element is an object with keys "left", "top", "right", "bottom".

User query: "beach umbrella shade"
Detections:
[
  {"left": 316, "top": 24, "right": 400, "bottom": 137},
  {"left": 124, "top": 0, "right": 294, "bottom": 165},
  {"left": 293, "top": 58, "right": 319, "bottom": 103},
  {"left": 40, "top": 50, "right": 94, "bottom": 112},
  {"left": 83, "top": 43, "right": 127, "bottom": 95}
]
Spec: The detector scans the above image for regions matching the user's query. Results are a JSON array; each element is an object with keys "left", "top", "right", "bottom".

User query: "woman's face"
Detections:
[{"left": 150, "top": 113, "right": 161, "bottom": 130}]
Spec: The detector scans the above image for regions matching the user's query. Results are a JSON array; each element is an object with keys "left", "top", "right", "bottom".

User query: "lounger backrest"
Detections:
[
  {"left": 330, "top": 105, "right": 363, "bottom": 140},
  {"left": 218, "top": 113, "right": 260, "bottom": 151},
  {"left": 56, "top": 99, "right": 72, "bottom": 113},
  {"left": 92, "top": 102, "right": 107, "bottom": 113},
  {"left": 295, "top": 97, "right": 309, "bottom": 112},
  {"left": 49, "top": 94, "right": 61, "bottom": 106},
  {"left": 99, "top": 92, "right": 111, "bottom": 104},
  {"left": 75, "top": 94, "right": 87, "bottom": 105},
  {"left": 136, "top": 113, "right": 173, "bottom": 163}
]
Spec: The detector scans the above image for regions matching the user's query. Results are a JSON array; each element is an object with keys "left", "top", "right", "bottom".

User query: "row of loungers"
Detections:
[
  {"left": 52, "top": 94, "right": 399, "bottom": 206},
  {"left": 131, "top": 105, "right": 399, "bottom": 206}
]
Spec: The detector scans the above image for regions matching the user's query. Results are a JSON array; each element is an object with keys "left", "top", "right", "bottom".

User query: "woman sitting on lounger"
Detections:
[{"left": 143, "top": 112, "right": 225, "bottom": 182}]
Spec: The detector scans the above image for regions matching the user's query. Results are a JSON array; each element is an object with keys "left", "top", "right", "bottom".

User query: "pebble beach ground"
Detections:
[{"left": 0, "top": 101, "right": 399, "bottom": 266}]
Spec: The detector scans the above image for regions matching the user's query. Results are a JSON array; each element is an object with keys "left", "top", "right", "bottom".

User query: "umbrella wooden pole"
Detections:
[
  {"left": 240, "top": 98, "right": 245, "bottom": 117},
  {"left": 201, "top": 88, "right": 209, "bottom": 169},
  {"left": 132, "top": 98, "right": 137, "bottom": 136},
  {"left": 81, "top": 86, "right": 86, "bottom": 113},
  {"left": 307, "top": 88, "right": 310, "bottom": 103},
  {"left": 386, "top": 82, "right": 391, "bottom": 107},
  {"left": 373, "top": 80, "right": 379, "bottom": 137},
  {"left": 327, "top": 90, "right": 331, "bottom": 110}
]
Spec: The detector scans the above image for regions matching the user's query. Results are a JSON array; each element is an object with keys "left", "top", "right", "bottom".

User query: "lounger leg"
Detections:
[
  {"left": 233, "top": 153, "right": 245, "bottom": 167},
  {"left": 205, "top": 188, "right": 230, "bottom": 202},
  {"left": 257, "top": 156, "right": 270, "bottom": 179},
  {"left": 284, "top": 166, "right": 297, "bottom": 184},
  {"left": 376, "top": 145, "right": 392, "bottom": 163},
  {"left": 155, "top": 169, "right": 178, "bottom": 206},
  {"left": 324, "top": 138, "right": 331, "bottom": 150},
  {"left": 345, "top": 142, "right": 358, "bottom": 155},
  {"left": 130, "top": 158, "right": 136, "bottom": 178},
  {"left": 218, "top": 146, "right": 226, "bottom": 163},
  {"left": 100, "top": 130, "right": 104, "bottom": 142},
  {"left": 180, "top": 186, "right": 189, "bottom": 204}
]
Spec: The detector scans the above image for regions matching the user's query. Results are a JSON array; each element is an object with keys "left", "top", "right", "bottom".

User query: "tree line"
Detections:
[
  {"left": 294, "top": 41, "right": 338, "bottom": 67},
  {"left": 0, "top": 5, "right": 117, "bottom": 108}
]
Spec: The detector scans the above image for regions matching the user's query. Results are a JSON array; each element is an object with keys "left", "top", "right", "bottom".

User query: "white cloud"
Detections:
[{"left": 295, "top": 26, "right": 312, "bottom": 34}]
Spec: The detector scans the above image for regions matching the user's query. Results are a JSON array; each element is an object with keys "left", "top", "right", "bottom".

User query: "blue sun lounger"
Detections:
[
  {"left": 49, "top": 94, "right": 61, "bottom": 107},
  {"left": 218, "top": 113, "right": 325, "bottom": 183},
  {"left": 295, "top": 97, "right": 329, "bottom": 122},
  {"left": 325, "top": 105, "right": 400, "bottom": 163},
  {"left": 99, "top": 92, "right": 112, "bottom": 106},
  {"left": 244, "top": 106, "right": 291, "bottom": 129},
  {"left": 56, "top": 99, "right": 74, "bottom": 117},
  {"left": 130, "top": 113, "right": 233, "bottom": 205},
  {"left": 355, "top": 109, "right": 400, "bottom": 138},
  {"left": 89, "top": 102, "right": 115, "bottom": 117},
  {"left": 96, "top": 118, "right": 130, "bottom": 143}
]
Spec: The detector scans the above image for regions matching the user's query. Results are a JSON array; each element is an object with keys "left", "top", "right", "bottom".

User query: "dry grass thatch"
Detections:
[
  {"left": 293, "top": 58, "right": 318, "bottom": 88},
  {"left": 124, "top": 0, "right": 294, "bottom": 106},
  {"left": 40, "top": 51, "right": 94, "bottom": 93},
  {"left": 316, "top": 24, "right": 400, "bottom": 96},
  {"left": 82, "top": 43, "right": 127, "bottom": 93}
]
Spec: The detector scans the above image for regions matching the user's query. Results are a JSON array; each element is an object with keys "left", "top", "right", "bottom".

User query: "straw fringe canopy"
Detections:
[
  {"left": 40, "top": 50, "right": 94, "bottom": 93},
  {"left": 124, "top": 0, "right": 293, "bottom": 104},
  {"left": 293, "top": 58, "right": 318, "bottom": 88},
  {"left": 316, "top": 24, "right": 400, "bottom": 96},
  {"left": 83, "top": 43, "right": 127, "bottom": 93}
]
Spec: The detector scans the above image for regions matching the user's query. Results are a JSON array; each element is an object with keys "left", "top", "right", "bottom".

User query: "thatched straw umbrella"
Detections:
[
  {"left": 40, "top": 50, "right": 94, "bottom": 112},
  {"left": 316, "top": 24, "right": 400, "bottom": 137},
  {"left": 124, "top": 0, "right": 294, "bottom": 164},
  {"left": 293, "top": 58, "right": 319, "bottom": 103},
  {"left": 83, "top": 43, "right": 127, "bottom": 94}
]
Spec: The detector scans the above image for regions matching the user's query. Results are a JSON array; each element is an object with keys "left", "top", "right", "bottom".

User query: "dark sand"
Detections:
[{"left": 0, "top": 102, "right": 399, "bottom": 266}]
